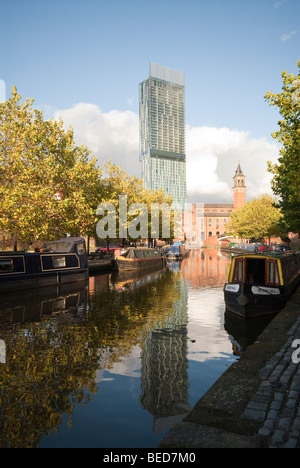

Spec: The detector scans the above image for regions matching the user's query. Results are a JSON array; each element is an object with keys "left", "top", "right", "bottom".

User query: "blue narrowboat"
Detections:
[
  {"left": 166, "top": 244, "right": 189, "bottom": 261},
  {"left": 0, "top": 237, "right": 88, "bottom": 293}
]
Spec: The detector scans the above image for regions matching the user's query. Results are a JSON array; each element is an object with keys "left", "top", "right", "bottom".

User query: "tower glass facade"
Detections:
[{"left": 139, "top": 63, "right": 186, "bottom": 210}]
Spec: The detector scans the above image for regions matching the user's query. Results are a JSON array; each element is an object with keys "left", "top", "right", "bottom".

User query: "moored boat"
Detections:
[
  {"left": 229, "top": 243, "right": 257, "bottom": 253},
  {"left": 166, "top": 243, "right": 189, "bottom": 261},
  {"left": 0, "top": 237, "right": 88, "bottom": 293},
  {"left": 224, "top": 251, "right": 300, "bottom": 318},
  {"left": 88, "top": 255, "right": 113, "bottom": 273},
  {"left": 112, "top": 247, "right": 165, "bottom": 272}
]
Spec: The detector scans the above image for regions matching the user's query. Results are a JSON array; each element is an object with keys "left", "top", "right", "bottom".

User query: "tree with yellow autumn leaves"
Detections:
[
  {"left": 0, "top": 88, "right": 174, "bottom": 247},
  {"left": 0, "top": 87, "right": 103, "bottom": 246}
]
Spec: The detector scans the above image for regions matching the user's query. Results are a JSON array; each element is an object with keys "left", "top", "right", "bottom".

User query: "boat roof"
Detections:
[
  {"left": 0, "top": 237, "right": 85, "bottom": 255},
  {"left": 124, "top": 247, "right": 159, "bottom": 250},
  {"left": 233, "top": 251, "right": 299, "bottom": 260},
  {"left": 42, "top": 237, "right": 85, "bottom": 253}
]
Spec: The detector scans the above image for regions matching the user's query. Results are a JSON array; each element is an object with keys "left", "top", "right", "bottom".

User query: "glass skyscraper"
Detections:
[{"left": 139, "top": 63, "right": 186, "bottom": 210}]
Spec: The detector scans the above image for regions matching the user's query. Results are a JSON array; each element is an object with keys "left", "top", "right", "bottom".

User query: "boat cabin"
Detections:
[
  {"left": 117, "top": 248, "right": 162, "bottom": 259},
  {"left": 113, "top": 247, "right": 165, "bottom": 272},
  {"left": 166, "top": 244, "right": 189, "bottom": 260},
  {"left": 224, "top": 251, "right": 300, "bottom": 318},
  {"left": 229, "top": 252, "right": 299, "bottom": 287},
  {"left": 0, "top": 237, "right": 88, "bottom": 293}
]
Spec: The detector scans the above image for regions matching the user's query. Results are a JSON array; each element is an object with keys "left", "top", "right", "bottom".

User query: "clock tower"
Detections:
[{"left": 233, "top": 162, "right": 246, "bottom": 209}]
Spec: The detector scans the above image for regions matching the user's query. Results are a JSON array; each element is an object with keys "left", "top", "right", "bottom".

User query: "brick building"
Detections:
[{"left": 184, "top": 163, "right": 246, "bottom": 246}]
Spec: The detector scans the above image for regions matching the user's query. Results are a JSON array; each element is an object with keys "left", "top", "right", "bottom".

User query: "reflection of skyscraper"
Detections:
[
  {"left": 139, "top": 63, "right": 186, "bottom": 210},
  {"left": 139, "top": 276, "right": 190, "bottom": 432}
]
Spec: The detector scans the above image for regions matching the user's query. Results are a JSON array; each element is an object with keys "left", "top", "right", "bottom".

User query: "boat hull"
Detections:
[
  {"left": 88, "top": 258, "right": 113, "bottom": 273},
  {"left": 166, "top": 244, "right": 189, "bottom": 262},
  {"left": 113, "top": 255, "right": 165, "bottom": 272},
  {"left": 0, "top": 268, "right": 89, "bottom": 294},
  {"left": 166, "top": 252, "right": 189, "bottom": 261},
  {"left": 224, "top": 287, "right": 289, "bottom": 318},
  {"left": 0, "top": 237, "right": 89, "bottom": 293}
]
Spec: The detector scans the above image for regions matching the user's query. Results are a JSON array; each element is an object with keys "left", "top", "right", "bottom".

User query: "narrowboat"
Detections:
[
  {"left": 166, "top": 244, "right": 189, "bottom": 261},
  {"left": 224, "top": 251, "right": 300, "bottom": 318},
  {"left": 0, "top": 237, "right": 88, "bottom": 293},
  {"left": 112, "top": 247, "right": 165, "bottom": 272},
  {"left": 229, "top": 243, "right": 257, "bottom": 254},
  {"left": 88, "top": 255, "right": 113, "bottom": 273}
]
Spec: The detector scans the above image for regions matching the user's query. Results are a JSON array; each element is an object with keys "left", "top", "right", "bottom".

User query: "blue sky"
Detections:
[{"left": 1, "top": 0, "right": 299, "bottom": 202}]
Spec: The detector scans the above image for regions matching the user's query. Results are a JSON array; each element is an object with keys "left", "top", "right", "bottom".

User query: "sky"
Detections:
[{"left": 1, "top": 0, "right": 299, "bottom": 203}]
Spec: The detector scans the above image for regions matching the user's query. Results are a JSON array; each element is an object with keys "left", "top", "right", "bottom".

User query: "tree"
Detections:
[
  {"left": 0, "top": 88, "right": 103, "bottom": 246},
  {"left": 226, "top": 194, "right": 285, "bottom": 240},
  {"left": 97, "top": 161, "right": 174, "bottom": 243},
  {"left": 265, "top": 61, "right": 300, "bottom": 234}
]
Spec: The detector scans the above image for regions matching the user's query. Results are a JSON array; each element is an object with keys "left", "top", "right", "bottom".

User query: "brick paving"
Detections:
[{"left": 243, "top": 316, "right": 300, "bottom": 448}]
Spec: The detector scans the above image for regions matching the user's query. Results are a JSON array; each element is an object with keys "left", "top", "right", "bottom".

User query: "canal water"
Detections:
[{"left": 0, "top": 249, "right": 272, "bottom": 448}]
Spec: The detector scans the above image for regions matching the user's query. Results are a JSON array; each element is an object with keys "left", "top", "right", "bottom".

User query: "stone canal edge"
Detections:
[{"left": 159, "top": 285, "right": 300, "bottom": 448}]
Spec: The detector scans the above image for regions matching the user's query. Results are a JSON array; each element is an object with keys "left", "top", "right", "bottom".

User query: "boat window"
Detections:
[
  {"left": 76, "top": 242, "right": 85, "bottom": 255},
  {"left": 233, "top": 258, "right": 244, "bottom": 282},
  {"left": 43, "top": 241, "right": 73, "bottom": 253},
  {"left": 266, "top": 259, "right": 280, "bottom": 285},
  {"left": 0, "top": 259, "right": 13, "bottom": 273},
  {"left": 245, "top": 258, "right": 265, "bottom": 284},
  {"left": 52, "top": 256, "right": 66, "bottom": 268},
  {"left": 135, "top": 250, "right": 152, "bottom": 258}
]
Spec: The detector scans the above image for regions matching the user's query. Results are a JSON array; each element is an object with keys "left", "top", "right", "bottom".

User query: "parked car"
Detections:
[{"left": 95, "top": 245, "right": 123, "bottom": 255}]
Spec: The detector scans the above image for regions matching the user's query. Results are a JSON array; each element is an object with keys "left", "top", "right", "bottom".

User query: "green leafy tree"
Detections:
[
  {"left": 227, "top": 194, "right": 285, "bottom": 240},
  {"left": 0, "top": 88, "right": 103, "bottom": 246},
  {"left": 97, "top": 161, "right": 174, "bottom": 243},
  {"left": 265, "top": 61, "right": 300, "bottom": 234}
]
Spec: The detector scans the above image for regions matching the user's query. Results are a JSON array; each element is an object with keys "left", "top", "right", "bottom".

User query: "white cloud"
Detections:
[
  {"left": 186, "top": 126, "right": 279, "bottom": 203},
  {"left": 54, "top": 102, "right": 139, "bottom": 176},
  {"left": 280, "top": 30, "right": 298, "bottom": 42},
  {"left": 126, "top": 96, "right": 136, "bottom": 106},
  {"left": 274, "top": 0, "right": 288, "bottom": 8},
  {"left": 54, "top": 103, "right": 279, "bottom": 204}
]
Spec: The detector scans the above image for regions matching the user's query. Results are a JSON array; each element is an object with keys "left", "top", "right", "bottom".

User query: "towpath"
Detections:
[{"left": 159, "top": 285, "right": 300, "bottom": 448}]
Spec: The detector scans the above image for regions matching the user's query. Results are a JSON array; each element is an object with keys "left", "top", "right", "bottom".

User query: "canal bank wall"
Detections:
[{"left": 159, "top": 285, "right": 300, "bottom": 448}]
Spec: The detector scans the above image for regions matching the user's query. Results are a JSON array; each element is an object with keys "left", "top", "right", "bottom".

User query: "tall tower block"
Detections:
[
  {"left": 139, "top": 63, "right": 186, "bottom": 210},
  {"left": 233, "top": 162, "right": 246, "bottom": 209}
]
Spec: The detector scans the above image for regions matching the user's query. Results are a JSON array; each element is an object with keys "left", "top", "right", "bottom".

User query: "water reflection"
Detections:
[
  {"left": 140, "top": 273, "right": 190, "bottom": 433},
  {"left": 0, "top": 248, "right": 275, "bottom": 448},
  {"left": 224, "top": 310, "right": 275, "bottom": 355},
  {"left": 0, "top": 283, "right": 88, "bottom": 327}
]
